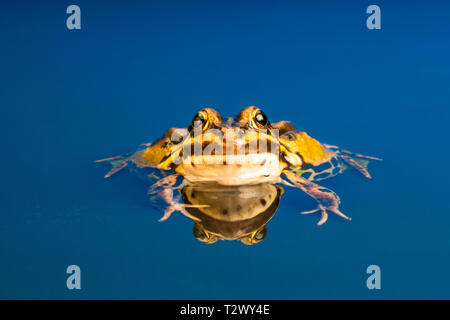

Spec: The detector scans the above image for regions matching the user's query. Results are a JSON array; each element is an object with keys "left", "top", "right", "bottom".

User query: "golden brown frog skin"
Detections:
[{"left": 96, "top": 106, "right": 380, "bottom": 226}]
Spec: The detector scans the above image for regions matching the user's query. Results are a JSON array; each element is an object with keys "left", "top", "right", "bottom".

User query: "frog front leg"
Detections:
[
  {"left": 282, "top": 171, "right": 351, "bottom": 226},
  {"left": 148, "top": 174, "right": 202, "bottom": 222},
  {"left": 323, "top": 144, "right": 381, "bottom": 179}
]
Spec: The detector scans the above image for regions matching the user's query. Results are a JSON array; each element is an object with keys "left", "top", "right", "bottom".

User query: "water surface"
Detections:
[{"left": 1, "top": 0, "right": 449, "bottom": 299}]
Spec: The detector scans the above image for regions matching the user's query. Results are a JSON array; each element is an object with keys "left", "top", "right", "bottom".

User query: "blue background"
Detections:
[{"left": 1, "top": 0, "right": 449, "bottom": 299}]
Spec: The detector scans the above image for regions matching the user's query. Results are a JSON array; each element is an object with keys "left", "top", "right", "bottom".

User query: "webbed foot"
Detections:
[
  {"left": 283, "top": 171, "right": 351, "bottom": 226},
  {"left": 340, "top": 155, "right": 372, "bottom": 179},
  {"left": 95, "top": 152, "right": 133, "bottom": 178},
  {"left": 148, "top": 175, "right": 203, "bottom": 222},
  {"left": 323, "top": 144, "right": 381, "bottom": 179}
]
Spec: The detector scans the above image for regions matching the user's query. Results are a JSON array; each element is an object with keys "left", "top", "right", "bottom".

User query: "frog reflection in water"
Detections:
[
  {"left": 182, "top": 183, "right": 283, "bottom": 245},
  {"left": 96, "top": 106, "right": 380, "bottom": 244}
]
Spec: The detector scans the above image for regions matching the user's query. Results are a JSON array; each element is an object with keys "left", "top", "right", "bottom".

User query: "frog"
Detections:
[
  {"left": 181, "top": 183, "right": 283, "bottom": 245},
  {"left": 96, "top": 106, "right": 380, "bottom": 226}
]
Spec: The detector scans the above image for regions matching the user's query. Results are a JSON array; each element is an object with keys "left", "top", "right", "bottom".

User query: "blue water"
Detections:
[{"left": 1, "top": 0, "right": 450, "bottom": 299}]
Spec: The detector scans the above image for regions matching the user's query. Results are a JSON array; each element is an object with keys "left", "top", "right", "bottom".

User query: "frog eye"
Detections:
[
  {"left": 253, "top": 110, "right": 269, "bottom": 129},
  {"left": 252, "top": 227, "right": 267, "bottom": 242},
  {"left": 240, "top": 227, "right": 267, "bottom": 245},
  {"left": 191, "top": 111, "right": 207, "bottom": 130},
  {"left": 193, "top": 224, "right": 218, "bottom": 244}
]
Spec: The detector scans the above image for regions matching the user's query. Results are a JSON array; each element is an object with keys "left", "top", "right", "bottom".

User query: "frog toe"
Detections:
[
  {"left": 95, "top": 152, "right": 132, "bottom": 178},
  {"left": 301, "top": 204, "right": 350, "bottom": 226},
  {"left": 284, "top": 172, "right": 351, "bottom": 226}
]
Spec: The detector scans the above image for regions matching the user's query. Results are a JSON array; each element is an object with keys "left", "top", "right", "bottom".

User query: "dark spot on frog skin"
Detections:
[
  {"left": 222, "top": 209, "right": 228, "bottom": 215},
  {"left": 260, "top": 198, "right": 267, "bottom": 206}
]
